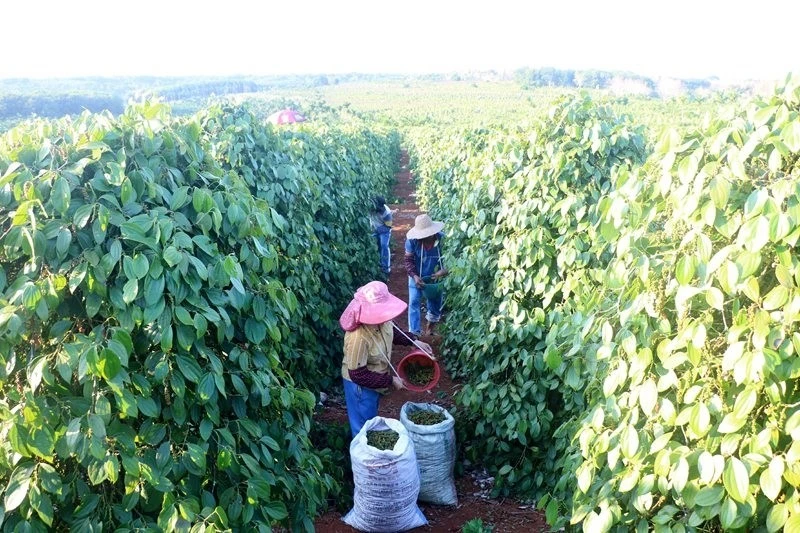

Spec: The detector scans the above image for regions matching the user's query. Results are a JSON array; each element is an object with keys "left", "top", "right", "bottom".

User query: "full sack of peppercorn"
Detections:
[
  {"left": 400, "top": 402, "right": 458, "bottom": 506},
  {"left": 343, "top": 416, "right": 427, "bottom": 532}
]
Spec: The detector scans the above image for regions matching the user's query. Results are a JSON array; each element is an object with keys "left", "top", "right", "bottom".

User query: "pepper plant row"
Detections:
[
  {"left": 0, "top": 101, "right": 399, "bottom": 531},
  {"left": 410, "top": 76, "right": 800, "bottom": 531}
]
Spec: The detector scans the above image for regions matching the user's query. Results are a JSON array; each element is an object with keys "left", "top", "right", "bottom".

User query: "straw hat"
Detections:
[
  {"left": 339, "top": 281, "right": 408, "bottom": 331},
  {"left": 406, "top": 214, "right": 444, "bottom": 240}
]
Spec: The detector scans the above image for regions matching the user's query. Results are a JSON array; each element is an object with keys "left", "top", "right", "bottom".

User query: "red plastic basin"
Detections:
[{"left": 397, "top": 350, "right": 440, "bottom": 392}]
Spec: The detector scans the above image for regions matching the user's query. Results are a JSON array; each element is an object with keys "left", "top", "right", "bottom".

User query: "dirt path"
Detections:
[{"left": 314, "top": 150, "right": 547, "bottom": 532}]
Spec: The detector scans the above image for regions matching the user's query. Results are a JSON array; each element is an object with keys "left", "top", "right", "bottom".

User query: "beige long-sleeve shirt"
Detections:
[{"left": 341, "top": 322, "right": 393, "bottom": 382}]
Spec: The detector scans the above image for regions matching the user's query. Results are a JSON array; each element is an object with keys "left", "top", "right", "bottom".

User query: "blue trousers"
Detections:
[
  {"left": 374, "top": 231, "right": 391, "bottom": 274},
  {"left": 343, "top": 379, "right": 381, "bottom": 438},
  {"left": 408, "top": 278, "right": 443, "bottom": 336}
]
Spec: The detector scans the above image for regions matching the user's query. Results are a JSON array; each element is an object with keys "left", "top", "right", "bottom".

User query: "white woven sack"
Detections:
[
  {"left": 400, "top": 402, "right": 458, "bottom": 506},
  {"left": 343, "top": 416, "right": 428, "bottom": 532}
]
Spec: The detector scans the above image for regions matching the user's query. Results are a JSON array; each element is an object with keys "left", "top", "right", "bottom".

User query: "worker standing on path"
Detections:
[
  {"left": 369, "top": 196, "right": 395, "bottom": 277},
  {"left": 339, "top": 281, "right": 433, "bottom": 438},
  {"left": 404, "top": 214, "right": 449, "bottom": 337}
]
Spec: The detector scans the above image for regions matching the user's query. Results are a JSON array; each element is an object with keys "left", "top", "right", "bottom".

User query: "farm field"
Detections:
[
  {"left": 242, "top": 80, "right": 727, "bottom": 136},
  {"left": 1, "top": 72, "right": 799, "bottom": 532}
]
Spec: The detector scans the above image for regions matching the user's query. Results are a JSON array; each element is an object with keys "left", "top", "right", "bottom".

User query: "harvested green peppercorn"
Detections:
[
  {"left": 366, "top": 429, "right": 399, "bottom": 450},
  {"left": 405, "top": 363, "right": 434, "bottom": 386},
  {"left": 408, "top": 409, "right": 447, "bottom": 426}
]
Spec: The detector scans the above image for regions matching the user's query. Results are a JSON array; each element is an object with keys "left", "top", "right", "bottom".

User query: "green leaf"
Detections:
[
  {"left": 245, "top": 319, "right": 266, "bottom": 345},
  {"left": 120, "top": 178, "right": 135, "bottom": 205},
  {"left": 65, "top": 418, "right": 82, "bottom": 453},
  {"left": 176, "top": 355, "right": 202, "bottom": 383},
  {"left": 621, "top": 425, "right": 639, "bottom": 459},
  {"left": 760, "top": 456, "right": 784, "bottom": 501},
  {"left": 104, "top": 455, "right": 120, "bottom": 483},
  {"left": 175, "top": 306, "right": 193, "bottom": 325},
  {"left": 744, "top": 189, "right": 768, "bottom": 219},
  {"left": 762, "top": 285, "right": 789, "bottom": 310},
  {"left": 200, "top": 419, "right": 213, "bottom": 441},
  {"left": 768, "top": 149, "right": 781, "bottom": 173},
  {"left": 138, "top": 397, "right": 159, "bottom": 418},
  {"left": 718, "top": 413, "right": 746, "bottom": 434},
  {"left": 544, "top": 346, "right": 562, "bottom": 370},
  {"left": 737, "top": 249, "right": 761, "bottom": 279},
  {"left": 742, "top": 277, "right": 760, "bottom": 302},
  {"left": 56, "top": 228, "right": 72, "bottom": 256},
  {"left": 117, "top": 389, "right": 138, "bottom": 418},
  {"left": 98, "top": 348, "right": 121, "bottom": 381},
  {"left": 51, "top": 176, "right": 71, "bottom": 214},
  {"left": 781, "top": 121, "right": 800, "bottom": 152},
  {"left": 732, "top": 387, "right": 758, "bottom": 419},
  {"left": 73, "top": 203, "right": 94, "bottom": 228},
  {"left": 705, "top": 287, "right": 724, "bottom": 310},
  {"left": 217, "top": 449, "right": 232, "bottom": 470},
  {"left": 29, "top": 484, "right": 54, "bottom": 526},
  {"left": 163, "top": 246, "right": 183, "bottom": 267},
  {"left": 723, "top": 457, "right": 749, "bottom": 503},
  {"left": 69, "top": 262, "right": 88, "bottom": 293},
  {"left": 144, "top": 275, "right": 165, "bottom": 305},
  {"left": 545, "top": 498, "right": 559, "bottom": 525},
  {"left": 639, "top": 379, "right": 657, "bottom": 417},
  {"left": 694, "top": 485, "right": 724, "bottom": 507},
  {"left": 186, "top": 443, "right": 207, "bottom": 470},
  {"left": 160, "top": 323, "right": 173, "bottom": 352},
  {"left": 769, "top": 213, "right": 791, "bottom": 242},
  {"left": 718, "top": 260, "right": 739, "bottom": 295},
  {"left": 122, "top": 278, "right": 139, "bottom": 304},
  {"left": 262, "top": 501, "right": 288, "bottom": 521},
  {"left": 193, "top": 188, "right": 213, "bottom": 213},
  {"left": 4, "top": 466, "right": 32, "bottom": 511},
  {"left": 193, "top": 313, "right": 208, "bottom": 337},
  {"left": 38, "top": 464, "right": 61, "bottom": 494},
  {"left": 786, "top": 514, "right": 800, "bottom": 533},
  {"left": 738, "top": 216, "right": 770, "bottom": 252},
  {"left": 675, "top": 256, "right": 694, "bottom": 285},
  {"left": 198, "top": 373, "right": 216, "bottom": 402},
  {"left": 29, "top": 426, "right": 55, "bottom": 458},
  {"left": 23, "top": 283, "right": 41, "bottom": 310},
  {"left": 670, "top": 457, "right": 689, "bottom": 493},
  {"left": 766, "top": 503, "right": 788, "bottom": 532},
  {"left": 87, "top": 459, "right": 108, "bottom": 485},
  {"left": 710, "top": 177, "right": 730, "bottom": 208},
  {"left": 576, "top": 464, "right": 592, "bottom": 493},
  {"left": 719, "top": 497, "right": 737, "bottom": 529},
  {"left": 689, "top": 403, "right": 711, "bottom": 437},
  {"left": 697, "top": 450, "right": 722, "bottom": 484},
  {"left": 131, "top": 253, "right": 150, "bottom": 279}
]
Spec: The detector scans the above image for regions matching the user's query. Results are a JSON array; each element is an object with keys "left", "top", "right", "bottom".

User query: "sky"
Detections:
[{"left": 2, "top": 0, "right": 798, "bottom": 81}]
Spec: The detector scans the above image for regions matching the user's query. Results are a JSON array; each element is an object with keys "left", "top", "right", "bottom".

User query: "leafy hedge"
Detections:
[
  {"left": 0, "top": 101, "right": 398, "bottom": 531},
  {"left": 411, "top": 76, "right": 800, "bottom": 531},
  {"left": 410, "top": 94, "right": 648, "bottom": 497},
  {"left": 549, "top": 75, "right": 800, "bottom": 531}
]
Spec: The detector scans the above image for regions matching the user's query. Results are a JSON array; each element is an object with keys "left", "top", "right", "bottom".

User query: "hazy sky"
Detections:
[{"left": 2, "top": 0, "right": 798, "bottom": 81}]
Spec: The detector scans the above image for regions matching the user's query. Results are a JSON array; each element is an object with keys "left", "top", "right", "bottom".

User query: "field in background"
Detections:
[
  {"left": 243, "top": 80, "right": 734, "bottom": 138},
  {"left": 1, "top": 77, "right": 742, "bottom": 141}
]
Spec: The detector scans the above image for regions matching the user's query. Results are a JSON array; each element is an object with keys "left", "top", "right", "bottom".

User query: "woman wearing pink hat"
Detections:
[{"left": 339, "top": 281, "right": 433, "bottom": 437}]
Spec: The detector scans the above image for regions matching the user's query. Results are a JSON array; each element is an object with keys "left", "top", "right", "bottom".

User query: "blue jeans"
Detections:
[
  {"left": 343, "top": 379, "right": 381, "bottom": 438},
  {"left": 374, "top": 231, "right": 391, "bottom": 274},
  {"left": 408, "top": 278, "right": 443, "bottom": 336}
]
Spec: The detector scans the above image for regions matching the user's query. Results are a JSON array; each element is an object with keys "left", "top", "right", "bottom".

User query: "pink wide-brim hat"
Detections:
[{"left": 339, "top": 281, "right": 407, "bottom": 331}]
